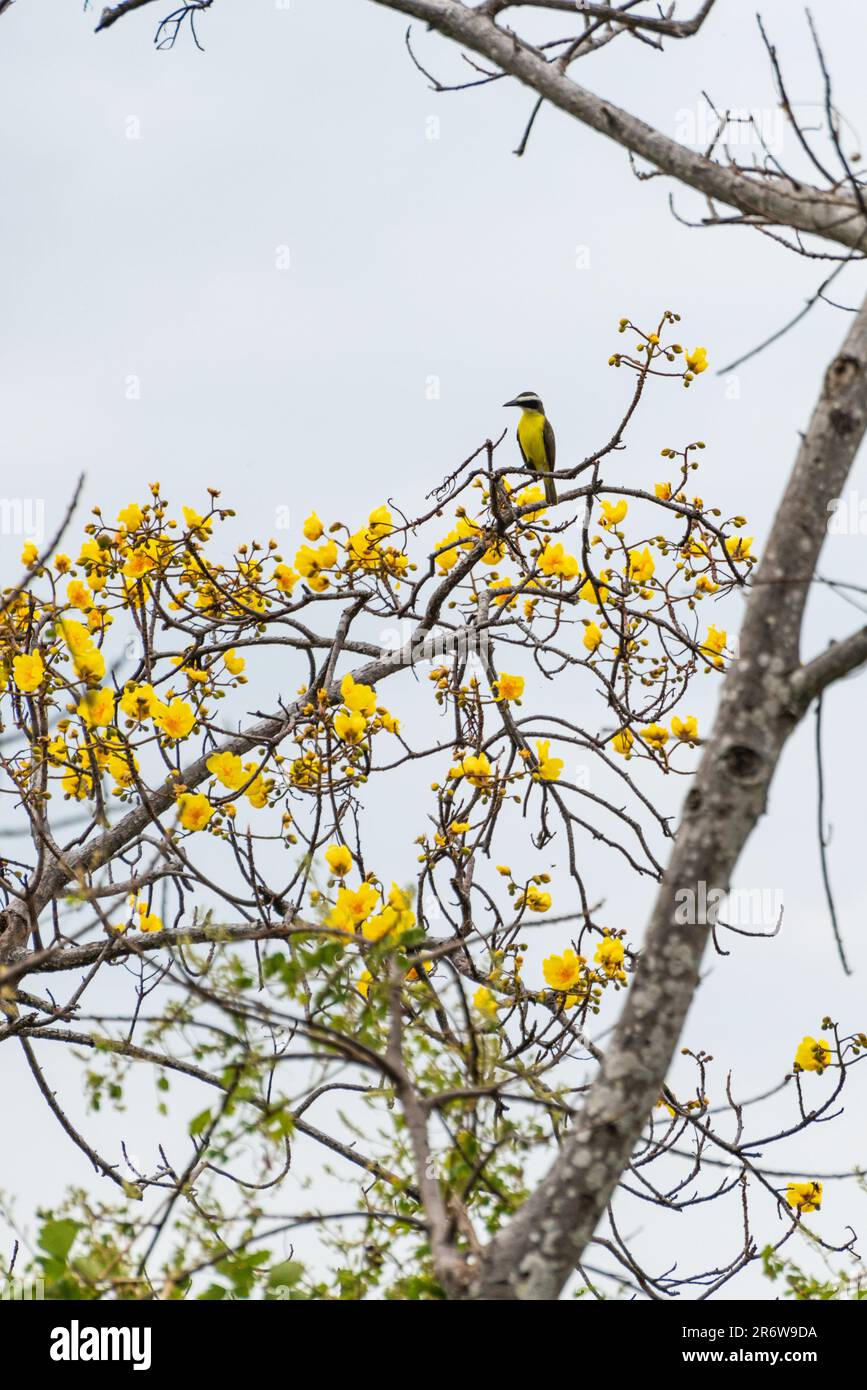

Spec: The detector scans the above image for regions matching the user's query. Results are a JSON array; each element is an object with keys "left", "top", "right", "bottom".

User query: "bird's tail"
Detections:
[{"left": 544, "top": 472, "right": 557, "bottom": 507}]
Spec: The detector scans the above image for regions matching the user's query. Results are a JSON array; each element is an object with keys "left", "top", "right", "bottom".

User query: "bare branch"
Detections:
[{"left": 374, "top": 0, "right": 867, "bottom": 252}]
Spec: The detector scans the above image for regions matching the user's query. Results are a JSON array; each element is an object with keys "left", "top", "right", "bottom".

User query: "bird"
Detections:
[{"left": 502, "top": 391, "right": 557, "bottom": 506}]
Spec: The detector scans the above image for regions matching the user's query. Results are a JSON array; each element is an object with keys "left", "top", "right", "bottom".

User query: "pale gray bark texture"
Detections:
[{"left": 467, "top": 295, "right": 867, "bottom": 1299}]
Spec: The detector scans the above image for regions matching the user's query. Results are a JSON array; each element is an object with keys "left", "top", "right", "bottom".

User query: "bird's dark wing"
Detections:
[
  {"left": 543, "top": 417, "right": 556, "bottom": 470},
  {"left": 543, "top": 417, "right": 557, "bottom": 506}
]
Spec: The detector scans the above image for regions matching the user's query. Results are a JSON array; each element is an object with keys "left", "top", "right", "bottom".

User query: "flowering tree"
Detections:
[
  {"left": 1, "top": 308, "right": 864, "bottom": 1301},
  {"left": 3, "top": 0, "right": 867, "bottom": 1303}
]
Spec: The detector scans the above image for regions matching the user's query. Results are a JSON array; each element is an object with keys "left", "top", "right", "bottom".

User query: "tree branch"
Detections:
[
  {"left": 373, "top": 0, "right": 867, "bottom": 252},
  {"left": 790, "top": 625, "right": 867, "bottom": 707},
  {"left": 478, "top": 0, "right": 718, "bottom": 39},
  {"left": 471, "top": 292, "right": 867, "bottom": 1299},
  {"left": 95, "top": 0, "right": 163, "bottom": 30}
]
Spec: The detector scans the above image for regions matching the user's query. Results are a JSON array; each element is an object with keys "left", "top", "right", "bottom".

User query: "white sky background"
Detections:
[{"left": 1, "top": 0, "right": 866, "bottom": 1299}]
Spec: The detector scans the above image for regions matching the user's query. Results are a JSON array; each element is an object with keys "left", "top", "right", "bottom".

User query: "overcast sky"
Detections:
[{"left": 2, "top": 0, "right": 866, "bottom": 1299}]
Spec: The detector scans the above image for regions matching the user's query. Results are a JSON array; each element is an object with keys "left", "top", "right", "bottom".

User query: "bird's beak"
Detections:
[{"left": 502, "top": 397, "right": 521, "bottom": 408}]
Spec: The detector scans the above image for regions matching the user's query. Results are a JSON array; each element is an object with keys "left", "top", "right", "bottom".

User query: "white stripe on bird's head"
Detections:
[{"left": 503, "top": 391, "right": 545, "bottom": 413}]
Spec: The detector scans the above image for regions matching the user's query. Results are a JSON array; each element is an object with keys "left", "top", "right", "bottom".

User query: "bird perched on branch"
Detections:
[{"left": 503, "top": 390, "right": 557, "bottom": 506}]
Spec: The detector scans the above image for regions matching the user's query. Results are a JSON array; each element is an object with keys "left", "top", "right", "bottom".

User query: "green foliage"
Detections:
[{"left": 761, "top": 1244, "right": 867, "bottom": 1300}]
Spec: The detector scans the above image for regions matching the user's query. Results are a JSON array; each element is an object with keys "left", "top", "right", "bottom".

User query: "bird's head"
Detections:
[{"left": 503, "top": 391, "right": 545, "bottom": 414}]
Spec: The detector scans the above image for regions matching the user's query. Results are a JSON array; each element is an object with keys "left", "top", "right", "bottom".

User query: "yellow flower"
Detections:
[
  {"left": 583, "top": 622, "right": 602, "bottom": 653},
  {"left": 182, "top": 505, "right": 212, "bottom": 536},
  {"left": 123, "top": 548, "right": 155, "bottom": 580},
  {"left": 66, "top": 580, "right": 92, "bottom": 611},
  {"left": 113, "top": 894, "right": 161, "bottom": 933},
  {"left": 12, "top": 651, "right": 45, "bottom": 693},
  {"left": 494, "top": 672, "right": 525, "bottom": 702},
  {"left": 725, "top": 535, "right": 753, "bottom": 561},
  {"left": 367, "top": 505, "right": 393, "bottom": 537},
  {"left": 543, "top": 948, "right": 584, "bottom": 991},
  {"left": 224, "top": 648, "right": 245, "bottom": 675},
  {"left": 57, "top": 618, "right": 92, "bottom": 657},
  {"left": 329, "top": 882, "right": 380, "bottom": 933},
  {"left": 44, "top": 735, "right": 68, "bottom": 766},
  {"left": 177, "top": 792, "right": 214, "bottom": 832},
  {"left": 435, "top": 531, "right": 460, "bottom": 573},
  {"left": 206, "top": 750, "right": 246, "bottom": 790},
  {"left": 685, "top": 346, "right": 708, "bottom": 374},
  {"left": 611, "top": 728, "right": 634, "bottom": 758},
  {"left": 119, "top": 682, "right": 159, "bottom": 723},
  {"left": 518, "top": 884, "right": 551, "bottom": 913},
  {"left": 362, "top": 883, "right": 417, "bottom": 943},
  {"left": 449, "top": 751, "right": 492, "bottom": 788},
  {"left": 694, "top": 575, "right": 719, "bottom": 595},
  {"left": 325, "top": 843, "right": 353, "bottom": 877},
  {"left": 242, "top": 763, "right": 271, "bottom": 809},
  {"left": 74, "top": 646, "right": 105, "bottom": 683},
  {"left": 20, "top": 541, "right": 39, "bottom": 566},
  {"left": 357, "top": 969, "right": 373, "bottom": 1000},
  {"left": 654, "top": 482, "right": 672, "bottom": 501},
  {"left": 578, "top": 571, "right": 610, "bottom": 605},
  {"left": 794, "top": 1036, "right": 832, "bottom": 1074},
  {"left": 302, "top": 512, "right": 324, "bottom": 542},
  {"left": 154, "top": 698, "right": 195, "bottom": 741},
  {"left": 77, "top": 686, "right": 116, "bottom": 729},
  {"left": 671, "top": 714, "right": 698, "bottom": 743},
  {"left": 347, "top": 527, "right": 380, "bottom": 569},
  {"left": 117, "top": 503, "right": 143, "bottom": 531},
  {"left": 701, "top": 625, "right": 727, "bottom": 668},
  {"left": 489, "top": 576, "right": 518, "bottom": 609},
  {"left": 273, "top": 563, "right": 300, "bottom": 594},
  {"left": 62, "top": 760, "right": 93, "bottom": 801},
  {"left": 176, "top": 660, "right": 209, "bottom": 686},
  {"left": 450, "top": 821, "right": 470, "bottom": 834},
  {"left": 379, "top": 709, "right": 400, "bottom": 735},
  {"left": 594, "top": 936, "right": 626, "bottom": 976},
  {"left": 481, "top": 538, "right": 506, "bottom": 567},
  {"left": 535, "top": 740, "right": 563, "bottom": 782},
  {"left": 683, "top": 535, "right": 709, "bottom": 561},
  {"left": 473, "top": 986, "right": 498, "bottom": 1017},
  {"left": 628, "top": 547, "right": 655, "bottom": 584},
  {"left": 334, "top": 709, "right": 367, "bottom": 744},
  {"left": 388, "top": 881, "right": 414, "bottom": 914},
  {"left": 599, "top": 498, "right": 628, "bottom": 528},
  {"left": 106, "top": 751, "right": 138, "bottom": 788},
  {"left": 295, "top": 540, "right": 337, "bottom": 591},
  {"left": 78, "top": 536, "right": 108, "bottom": 570},
  {"left": 341, "top": 673, "right": 377, "bottom": 716},
  {"left": 514, "top": 483, "right": 547, "bottom": 521},
  {"left": 538, "top": 542, "right": 580, "bottom": 580},
  {"left": 785, "top": 1181, "right": 822, "bottom": 1214},
  {"left": 88, "top": 609, "right": 111, "bottom": 635},
  {"left": 641, "top": 723, "right": 669, "bottom": 750},
  {"left": 134, "top": 899, "right": 163, "bottom": 933}
]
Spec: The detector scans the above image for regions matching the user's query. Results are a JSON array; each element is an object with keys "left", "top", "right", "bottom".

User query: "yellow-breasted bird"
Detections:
[{"left": 503, "top": 390, "right": 557, "bottom": 506}]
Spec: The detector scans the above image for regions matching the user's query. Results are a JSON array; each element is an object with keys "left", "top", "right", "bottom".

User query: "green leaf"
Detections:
[
  {"left": 267, "top": 1260, "right": 304, "bottom": 1290},
  {"left": 38, "top": 1219, "right": 82, "bottom": 1262}
]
